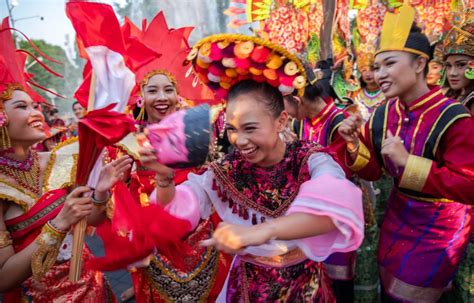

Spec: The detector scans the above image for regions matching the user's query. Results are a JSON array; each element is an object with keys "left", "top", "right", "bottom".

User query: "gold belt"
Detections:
[{"left": 241, "top": 248, "right": 306, "bottom": 268}]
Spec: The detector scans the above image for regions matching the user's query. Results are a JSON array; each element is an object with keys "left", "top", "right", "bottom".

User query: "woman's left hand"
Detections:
[
  {"left": 200, "top": 222, "right": 274, "bottom": 254},
  {"left": 95, "top": 155, "right": 133, "bottom": 193},
  {"left": 381, "top": 130, "right": 409, "bottom": 167}
]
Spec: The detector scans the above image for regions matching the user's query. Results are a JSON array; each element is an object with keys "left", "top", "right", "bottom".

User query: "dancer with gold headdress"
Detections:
[
  {"left": 93, "top": 12, "right": 232, "bottom": 303},
  {"left": 443, "top": 10, "right": 474, "bottom": 113},
  {"left": 0, "top": 18, "right": 132, "bottom": 302},
  {"left": 354, "top": 48, "right": 385, "bottom": 122},
  {"left": 136, "top": 33, "right": 364, "bottom": 302},
  {"left": 339, "top": 4, "right": 474, "bottom": 302},
  {"left": 441, "top": 9, "right": 474, "bottom": 302}
]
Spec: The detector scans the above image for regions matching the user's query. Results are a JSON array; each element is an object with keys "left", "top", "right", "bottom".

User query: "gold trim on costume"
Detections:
[
  {"left": 407, "top": 90, "right": 442, "bottom": 111},
  {"left": 432, "top": 113, "right": 471, "bottom": 158},
  {"left": 394, "top": 100, "right": 403, "bottom": 137},
  {"left": 43, "top": 137, "right": 78, "bottom": 192},
  {"left": 379, "top": 266, "right": 444, "bottom": 303},
  {"left": 398, "top": 155, "right": 432, "bottom": 192},
  {"left": 348, "top": 141, "right": 371, "bottom": 172},
  {"left": 399, "top": 192, "right": 454, "bottom": 204},
  {"left": 409, "top": 98, "right": 448, "bottom": 153},
  {"left": 0, "top": 181, "right": 36, "bottom": 211},
  {"left": 422, "top": 103, "right": 471, "bottom": 157},
  {"left": 375, "top": 48, "right": 430, "bottom": 59},
  {"left": 31, "top": 222, "right": 67, "bottom": 280},
  {"left": 323, "top": 262, "right": 355, "bottom": 280},
  {"left": 241, "top": 248, "right": 306, "bottom": 268}
]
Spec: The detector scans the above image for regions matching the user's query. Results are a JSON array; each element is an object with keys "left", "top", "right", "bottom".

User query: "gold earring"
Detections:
[
  {"left": 136, "top": 105, "right": 146, "bottom": 122},
  {"left": 0, "top": 126, "right": 11, "bottom": 150}
]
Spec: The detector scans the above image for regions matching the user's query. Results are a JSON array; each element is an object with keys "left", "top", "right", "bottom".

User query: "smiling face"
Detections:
[
  {"left": 226, "top": 93, "right": 288, "bottom": 167},
  {"left": 143, "top": 74, "right": 179, "bottom": 123},
  {"left": 72, "top": 102, "right": 85, "bottom": 119},
  {"left": 373, "top": 51, "right": 426, "bottom": 99},
  {"left": 445, "top": 54, "right": 472, "bottom": 91},
  {"left": 3, "top": 90, "right": 46, "bottom": 147},
  {"left": 361, "top": 67, "right": 377, "bottom": 87}
]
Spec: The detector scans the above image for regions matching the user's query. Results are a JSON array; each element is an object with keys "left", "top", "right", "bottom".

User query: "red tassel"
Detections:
[
  {"left": 232, "top": 203, "right": 238, "bottom": 214},
  {"left": 243, "top": 209, "right": 249, "bottom": 220},
  {"left": 252, "top": 214, "right": 257, "bottom": 225},
  {"left": 228, "top": 198, "right": 234, "bottom": 208},
  {"left": 261, "top": 216, "right": 266, "bottom": 223},
  {"left": 212, "top": 178, "right": 218, "bottom": 190}
]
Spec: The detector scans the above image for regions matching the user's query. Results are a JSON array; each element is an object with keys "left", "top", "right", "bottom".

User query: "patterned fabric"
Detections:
[
  {"left": 132, "top": 217, "right": 230, "bottom": 303},
  {"left": 292, "top": 101, "right": 345, "bottom": 146},
  {"left": 362, "top": 88, "right": 472, "bottom": 301},
  {"left": 21, "top": 247, "right": 115, "bottom": 303},
  {"left": 226, "top": 257, "right": 332, "bottom": 303},
  {"left": 1, "top": 151, "right": 115, "bottom": 303},
  {"left": 210, "top": 141, "right": 319, "bottom": 223},
  {"left": 126, "top": 160, "right": 230, "bottom": 303},
  {"left": 354, "top": 88, "right": 385, "bottom": 122}
]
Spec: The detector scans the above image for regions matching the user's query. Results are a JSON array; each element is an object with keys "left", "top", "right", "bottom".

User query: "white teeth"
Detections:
[
  {"left": 381, "top": 83, "right": 390, "bottom": 90},
  {"left": 29, "top": 121, "right": 43, "bottom": 128},
  {"left": 240, "top": 146, "right": 257, "bottom": 155}
]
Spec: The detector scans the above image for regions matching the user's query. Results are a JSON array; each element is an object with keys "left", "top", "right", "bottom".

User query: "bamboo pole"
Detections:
[{"left": 69, "top": 70, "right": 96, "bottom": 282}]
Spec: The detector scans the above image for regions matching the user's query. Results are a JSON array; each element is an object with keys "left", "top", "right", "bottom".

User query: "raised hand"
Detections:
[
  {"left": 95, "top": 155, "right": 133, "bottom": 193},
  {"left": 381, "top": 130, "right": 409, "bottom": 168}
]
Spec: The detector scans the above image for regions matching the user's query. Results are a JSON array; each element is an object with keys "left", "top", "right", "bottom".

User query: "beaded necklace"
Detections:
[{"left": 0, "top": 151, "right": 41, "bottom": 196}]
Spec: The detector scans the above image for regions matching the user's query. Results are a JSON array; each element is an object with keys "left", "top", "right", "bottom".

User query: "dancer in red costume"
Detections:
[{"left": 0, "top": 18, "right": 132, "bottom": 302}]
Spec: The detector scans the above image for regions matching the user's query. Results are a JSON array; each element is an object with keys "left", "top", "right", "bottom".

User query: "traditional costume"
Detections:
[
  {"left": 148, "top": 33, "right": 366, "bottom": 302},
  {"left": 100, "top": 12, "right": 231, "bottom": 302},
  {"left": 349, "top": 5, "right": 474, "bottom": 302},
  {"left": 0, "top": 18, "right": 115, "bottom": 302},
  {"left": 441, "top": 11, "right": 474, "bottom": 302}
]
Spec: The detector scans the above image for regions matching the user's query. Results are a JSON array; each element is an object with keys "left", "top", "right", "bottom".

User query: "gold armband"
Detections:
[
  {"left": 31, "top": 221, "right": 67, "bottom": 280},
  {"left": 0, "top": 230, "right": 13, "bottom": 249}
]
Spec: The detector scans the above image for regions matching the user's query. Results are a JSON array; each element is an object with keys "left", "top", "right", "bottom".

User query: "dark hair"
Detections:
[
  {"left": 407, "top": 25, "right": 432, "bottom": 77},
  {"left": 228, "top": 80, "right": 284, "bottom": 118},
  {"left": 299, "top": 59, "right": 338, "bottom": 102},
  {"left": 72, "top": 101, "right": 81, "bottom": 110},
  {"left": 445, "top": 80, "right": 474, "bottom": 101},
  {"left": 50, "top": 108, "right": 58, "bottom": 114}
]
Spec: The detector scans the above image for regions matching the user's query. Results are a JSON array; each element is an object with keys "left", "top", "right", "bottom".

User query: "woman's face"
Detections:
[
  {"left": 426, "top": 61, "right": 443, "bottom": 85},
  {"left": 73, "top": 102, "right": 85, "bottom": 119},
  {"left": 226, "top": 94, "right": 287, "bottom": 167},
  {"left": 283, "top": 96, "right": 305, "bottom": 120},
  {"left": 361, "top": 67, "right": 377, "bottom": 87},
  {"left": 373, "top": 51, "right": 423, "bottom": 99},
  {"left": 143, "top": 74, "right": 179, "bottom": 123},
  {"left": 445, "top": 55, "right": 472, "bottom": 91},
  {"left": 3, "top": 90, "right": 46, "bottom": 147}
]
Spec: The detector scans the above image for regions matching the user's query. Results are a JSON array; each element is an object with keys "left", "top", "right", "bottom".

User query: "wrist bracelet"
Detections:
[
  {"left": 157, "top": 179, "right": 174, "bottom": 188},
  {"left": 47, "top": 220, "right": 68, "bottom": 235},
  {"left": 347, "top": 142, "right": 359, "bottom": 154},
  {"left": 156, "top": 172, "right": 175, "bottom": 188},
  {"left": 91, "top": 190, "right": 111, "bottom": 205}
]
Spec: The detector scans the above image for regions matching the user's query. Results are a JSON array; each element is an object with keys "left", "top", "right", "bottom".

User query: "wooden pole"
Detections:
[
  {"left": 320, "top": 0, "right": 337, "bottom": 61},
  {"left": 69, "top": 71, "right": 96, "bottom": 282}
]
